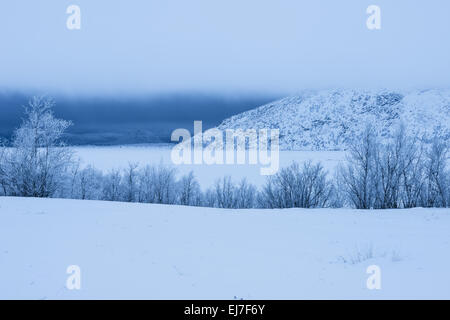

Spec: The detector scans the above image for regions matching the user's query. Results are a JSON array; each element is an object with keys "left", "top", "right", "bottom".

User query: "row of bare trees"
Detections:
[
  {"left": 337, "top": 125, "right": 449, "bottom": 209},
  {"left": 0, "top": 97, "right": 448, "bottom": 209},
  {"left": 65, "top": 165, "right": 258, "bottom": 208}
]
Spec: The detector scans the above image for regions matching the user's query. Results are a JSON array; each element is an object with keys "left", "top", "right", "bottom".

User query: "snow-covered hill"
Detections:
[
  {"left": 217, "top": 89, "right": 450, "bottom": 150},
  {"left": 1, "top": 197, "right": 450, "bottom": 299}
]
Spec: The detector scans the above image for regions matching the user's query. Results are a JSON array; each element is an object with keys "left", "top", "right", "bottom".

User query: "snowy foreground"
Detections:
[{"left": 1, "top": 197, "right": 450, "bottom": 299}]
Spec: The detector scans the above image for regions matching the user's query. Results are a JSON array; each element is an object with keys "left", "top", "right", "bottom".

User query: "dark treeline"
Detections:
[{"left": 0, "top": 96, "right": 448, "bottom": 209}]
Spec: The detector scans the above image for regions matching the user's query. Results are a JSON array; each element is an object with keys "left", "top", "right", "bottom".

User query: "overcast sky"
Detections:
[{"left": 1, "top": 0, "right": 449, "bottom": 95}]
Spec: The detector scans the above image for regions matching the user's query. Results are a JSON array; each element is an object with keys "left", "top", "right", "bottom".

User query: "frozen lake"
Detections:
[{"left": 73, "top": 144, "right": 346, "bottom": 189}]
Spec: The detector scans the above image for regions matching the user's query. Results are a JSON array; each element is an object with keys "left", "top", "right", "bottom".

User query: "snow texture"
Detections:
[{"left": 1, "top": 197, "right": 449, "bottom": 299}]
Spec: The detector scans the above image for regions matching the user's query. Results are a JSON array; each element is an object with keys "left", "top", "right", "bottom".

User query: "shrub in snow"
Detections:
[
  {"left": 259, "top": 161, "right": 332, "bottom": 208},
  {"left": 337, "top": 243, "right": 375, "bottom": 265}
]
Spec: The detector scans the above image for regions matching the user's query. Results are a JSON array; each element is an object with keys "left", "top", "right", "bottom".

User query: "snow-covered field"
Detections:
[
  {"left": 1, "top": 196, "right": 449, "bottom": 299},
  {"left": 73, "top": 144, "right": 346, "bottom": 188}
]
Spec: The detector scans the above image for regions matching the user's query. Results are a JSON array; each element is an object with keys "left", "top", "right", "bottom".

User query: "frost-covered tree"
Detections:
[
  {"left": 0, "top": 96, "right": 74, "bottom": 197},
  {"left": 234, "top": 178, "right": 257, "bottom": 209},
  {"left": 213, "top": 176, "right": 237, "bottom": 208},
  {"left": 178, "top": 171, "right": 201, "bottom": 206},
  {"left": 340, "top": 124, "right": 448, "bottom": 209},
  {"left": 137, "top": 165, "right": 154, "bottom": 203},
  {"left": 202, "top": 188, "right": 218, "bottom": 208},
  {"left": 102, "top": 169, "right": 123, "bottom": 201},
  {"left": 424, "top": 138, "right": 448, "bottom": 207},
  {"left": 398, "top": 133, "right": 425, "bottom": 208},
  {"left": 373, "top": 125, "right": 417, "bottom": 209},
  {"left": 0, "top": 138, "right": 8, "bottom": 196},
  {"left": 152, "top": 164, "right": 178, "bottom": 204},
  {"left": 339, "top": 125, "right": 378, "bottom": 209},
  {"left": 123, "top": 162, "right": 139, "bottom": 202},
  {"left": 136, "top": 164, "right": 177, "bottom": 204},
  {"left": 70, "top": 165, "right": 104, "bottom": 200},
  {"left": 204, "top": 177, "right": 257, "bottom": 209}
]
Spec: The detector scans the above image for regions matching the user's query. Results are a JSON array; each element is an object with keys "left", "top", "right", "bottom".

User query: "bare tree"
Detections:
[
  {"left": 179, "top": 171, "right": 201, "bottom": 206},
  {"left": 214, "top": 176, "right": 237, "bottom": 208},
  {"left": 260, "top": 161, "right": 331, "bottom": 208},
  {"left": 137, "top": 164, "right": 177, "bottom": 204},
  {"left": 74, "top": 166, "right": 104, "bottom": 200},
  {"left": 102, "top": 169, "right": 123, "bottom": 201},
  {"left": 373, "top": 126, "right": 412, "bottom": 209},
  {"left": 339, "top": 125, "right": 378, "bottom": 209},
  {"left": 0, "top": 138, "right": 8, "bottom": 196},
  {"left": 138, "top": 165, "right": 156, "bottom": 203},
  {"left": 424, "top": 138, "right": 448, "bottom": 207},
  {"left": 398, "top": 131, "right": 425, "bottom": 208},
  {"left": 202, "top": 188, "right": 218, "bottom": 208},
  {"left": 152, "top": 164, "right": 177, "bottom": 204},
  {"left": 234, "top": 178, "right": 257, "bottom": 208},
  {"left": 123, "top": 162, "right": 139, "bottom": 202}
]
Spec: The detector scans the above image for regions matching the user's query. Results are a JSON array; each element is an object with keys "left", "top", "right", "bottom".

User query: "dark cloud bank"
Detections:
[{"left": 0, "top": 92, "right": 278, "bottom": 145}]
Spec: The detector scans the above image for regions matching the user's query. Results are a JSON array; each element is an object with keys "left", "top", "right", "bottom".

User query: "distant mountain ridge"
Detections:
[{"left": 216, "top": 89, "right": 450, "bottom": 150}]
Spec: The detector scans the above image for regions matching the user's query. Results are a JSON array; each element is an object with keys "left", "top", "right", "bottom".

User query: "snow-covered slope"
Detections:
[
  {"left": 217, "top": 89, "right": 450, "bottom": 150},
  {"left": 1, "top": 197, "right": 450, "bottom": 299}
]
